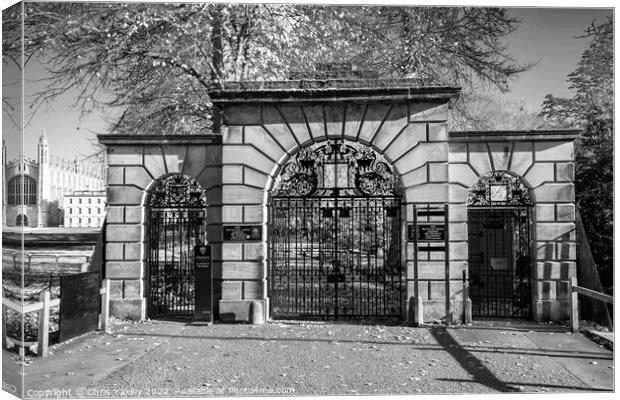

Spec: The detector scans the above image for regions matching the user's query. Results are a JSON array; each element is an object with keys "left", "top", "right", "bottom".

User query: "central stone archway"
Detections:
[{"left": 268, "top": 139, "right": 404, "bottom": 319}]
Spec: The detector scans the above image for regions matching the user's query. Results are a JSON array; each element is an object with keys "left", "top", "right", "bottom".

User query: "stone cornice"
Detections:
[
  {"left": 449, "top": 129, "right": 582, "bottom": 142},
  {"left": 97, "top": 134, "right": 220, "bottom": 146}
]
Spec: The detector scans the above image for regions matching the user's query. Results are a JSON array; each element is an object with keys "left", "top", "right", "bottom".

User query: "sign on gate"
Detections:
[
  {"left": 59, "top": 271, "right": 101, "bottom": 342},
  {"left": 194, "top": 244, "right": 213, "bottom": 323}
]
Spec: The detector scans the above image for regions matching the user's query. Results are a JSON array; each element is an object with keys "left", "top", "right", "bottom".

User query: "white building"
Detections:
[{"left": 63, "top": 190, "right": 107, "bottom": 227}]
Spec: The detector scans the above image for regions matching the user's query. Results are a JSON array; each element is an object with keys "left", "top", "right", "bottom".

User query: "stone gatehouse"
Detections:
[{"left": 99, "top": 78, "right": 578, "bottom": 324}]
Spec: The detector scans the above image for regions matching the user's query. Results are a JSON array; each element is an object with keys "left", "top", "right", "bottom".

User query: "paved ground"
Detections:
[{"left": 2, "top": 319, "right": 614, "bottom": 398}]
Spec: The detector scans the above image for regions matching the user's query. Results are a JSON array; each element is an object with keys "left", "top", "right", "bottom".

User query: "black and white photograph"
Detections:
[{"left": 1, "top": 0, "right": 615, "bottom": 398}]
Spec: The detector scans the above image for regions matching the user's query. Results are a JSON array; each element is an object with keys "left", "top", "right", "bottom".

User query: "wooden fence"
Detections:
[
  {"left": 2, "top": 290, "right": 57, "bottom": 357},
  {"left": 569, "top": 276, "right": 614, "bottom": 333}
]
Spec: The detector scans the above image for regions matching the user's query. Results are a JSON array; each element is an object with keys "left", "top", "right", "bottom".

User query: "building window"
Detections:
[
  {"left": 69, "top": 208, "right": 73, "bottom": 215},
  {"left": 88, "top": 218, "right": 91, "bottom": 225},
  {"left": 69, "top": 198, "right": 73, "bottom": 204},
  {"left": 79, "top": 198, "right": 82, "bottom": 204},
  {"left": 78, "top": 218, "right": 82, "bottom": 224},
  {"left": 88, "top": 198, "right": 92, "bottom": 204},
  {"left": 7, "top": 176, "right": 37, "bottom": 205},
  {"left": 79, "top": 209, "right": 82, "bottom": 214}
]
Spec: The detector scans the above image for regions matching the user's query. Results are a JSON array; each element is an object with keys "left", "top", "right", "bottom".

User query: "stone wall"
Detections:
[
  {"left": 99, "top": 135, "right": 221, "bottom": 320},
  {"left": 448, "top": 131, "right": 578, "bottom": 322}
]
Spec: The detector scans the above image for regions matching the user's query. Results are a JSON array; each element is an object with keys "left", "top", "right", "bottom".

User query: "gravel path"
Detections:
[{"left": 74, "top": 319, "right": 613, "bottom": 396}]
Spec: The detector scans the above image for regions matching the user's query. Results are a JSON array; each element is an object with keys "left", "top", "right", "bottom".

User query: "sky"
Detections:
[{"left": 1, "top": 2, "right": 614, "bottom": 162}]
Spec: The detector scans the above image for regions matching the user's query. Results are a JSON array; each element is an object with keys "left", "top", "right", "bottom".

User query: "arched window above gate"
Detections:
[
  {"left": 467, "top": 171, "right": 532, "bottom": 207},
  {"left": 272, "top": 139, "right": 401, "bottom": 197},
  {"left": 148, "top": 175, "right": 207, "bottom": 208}
]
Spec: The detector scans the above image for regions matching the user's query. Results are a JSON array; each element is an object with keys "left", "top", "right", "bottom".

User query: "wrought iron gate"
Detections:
[
  {"left": 467, "top": 171, "right": 532, "bottom": 318},
  {"left": 269, "top": 140, "right": 403, "bottom": 319},
  {"left": 146, "top": 175, "right": 207, "bottom": 318}
]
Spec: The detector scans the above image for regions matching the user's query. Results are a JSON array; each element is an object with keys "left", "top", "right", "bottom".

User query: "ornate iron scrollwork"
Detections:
[
  {"left": 272, "top": 139, "right": 400, "bottom": 197},
  {"left": 467, "top": 171, "right": 532, "bottom": 206},
  {"left": 149, "top": 175, "right": 207, "bottom": 208}
]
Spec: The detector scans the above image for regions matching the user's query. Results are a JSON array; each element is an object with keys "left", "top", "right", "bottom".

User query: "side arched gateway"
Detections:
[
  {"left": 269, "top": 139, "right": 403, "bottom": 319},
  {"left": 467, "top": 171, "right": 533, "bottom": 318},
  {"left": 146, "top": 175, "right": 208, "bottom": 318}
]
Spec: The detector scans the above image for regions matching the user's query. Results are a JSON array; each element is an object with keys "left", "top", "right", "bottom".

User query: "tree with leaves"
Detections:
[
  {"left": 540, "top": 17, "right": 613, "bottom": 293},
  {"left": 3, "top": 3, "right": 531, "bottom": 135}
]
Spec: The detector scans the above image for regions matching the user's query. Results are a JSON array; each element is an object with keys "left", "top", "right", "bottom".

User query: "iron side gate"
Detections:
[
  {"left": 146, "top": 175, "right": 207, "bottom": 318},
  {"left": 467, "top": 171, "right": 533, "bottom": 319},
  {"left": 269, "top": 140, "right": 403, "bottom": 319}
]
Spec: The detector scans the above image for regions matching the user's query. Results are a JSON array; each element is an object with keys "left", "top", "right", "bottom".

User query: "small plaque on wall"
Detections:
[
  {"left": 223, "top": 225, "right": 262, "bottom": 241},
  {"left": 409, "top": 223, "right": 446, "bottom": 242}
]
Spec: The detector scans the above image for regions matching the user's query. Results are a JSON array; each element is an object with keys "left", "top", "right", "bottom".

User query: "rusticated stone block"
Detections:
[
  {"left": 448, "top": 163, "right": 478, "bottom": 188},
  {"left": 395, "top": 142, "right": 447, "bottom": 175},
  {"left": 224, "top": 104, "right": 261, "bottom": 125},
  {"left": 488, "top": 143, "right": 512, "bottom": 171},
  {"left": 428, "top": 123, "right": 447, "bottom": 142},
  {"left": 245, "top": 125, "right": 285, "bottom": 161},
  {"left": 124, "top": 166, "right": 152, "bottom": 189},
  {"left": 384, "top": 123, "right": 426, "bottom": 162},
  {"left": 358, "top": 104, "right": 391, "bottom": 142},
  {"left": 106, "top": 261, "right": 142, "bottom": 279},
  {"left": 524, "top": 163, "right": 554, "bottom": 188},
  {"left": 124, "top": 206, "right": 143, "bottom": 224},
  {"left": 449, "top": 242, "right": 468, "bottom": 261},
  {"left": 105, "top": 243, "right": 124, "bottom": 261},
  {"left": 143, "top": 147, "right": 167, "bottom": 179},
  {"left": 556, "top": 204, "right": 575, "bottom": 221},
  {"left": 243, "top": 280, "right": 264, "bottom": 299},
  {"left": 107, "top": 185, "right": 143, "bottom": 205},
  {"left": 106, "top": 206, "right": 124, "bottom": 223},
  {"left": 107, "top": 146, "right": 143, "bottom": 165},
  {"left": 536, "top": 241, "right": 556, "bottom": 260},
  {"left": 536, "top": 222, "right": 576, "bottom": 241},
  {"left": 222, "top": 206, "right": 242, "bottom": 223},
  {"left": 222, "top": 146, "right": 273, "bottom": 175},
  {"left": 467, "top": 142, "right": 492, "bottom": 176},
  {"left": 123, "top": 280, "right": 141, "bottom": 298},
  {"left": 223, "top": 125, "right": 243, "bottom": 144},
  {"left": 556, "top": 162, "right": 574, "bottom": 181},
  {"left": 536, "top": 204, "right": 555, "bottom": 222},
  {"left": 372, "top": 104, "right": 408, "bottom": 151},
  {"left": 243, "top": 205, "right": 263, "bottom": 223},
  {"left": 220, "top": 261, "right": 264, "bottom": 280},
  {"left": 448, "top": 204, "right": 467, "bottom": 222},
  {"left": 535, "top": 261, "right": 576, "bottom": 280},
  {"left": 449, "top": 185, "right": 469, "bottom": 204},
  {"left": 222, "top": 186, "right": 263, "bottom": 204},
  {"left": 221, "top": 281, "right": 242, "bottom": 300},
  {"left": 243, "top": 243, "right": 263, "bottom": 260},
  {"left": 510, "top": 141, "right": 534, "bottom": 177},
  {"left": 401, "top": 168, "right": 427, "bottom": 188},
  {"left": 106, "top": 225, "right": 141, "bottom": 242},
  {"left": 109, "top": 280, "right": 123, "bottom": 299},
  {"left": 429, "top": 163, "right": 448, "bottom": 182},
  {"left": 405, "top": 184, "right": 448, "bottom": 203},
  {"left": 222, "top": 165, "right": 243, "bottom": 184},
  {"left": 410, "top": 102, "right": 448, "bottom": 122},
  {"left": 343, "top": 103, "right": 366, "bottom": 139},
  {"left": 107, "top": 167, "right": 124, "bottom": 185},
  {"left": 535, "top": 141, "right": 573, "bottom": 161},
  {"left": 534, "top": 183, "right": 574, "bottom": 203},
  {"left": 124, "top": 242, "right": 142, "bottom": 260},
  {"left": 110, "top": 299, "right": 142, "bottom": 320},
  {"left": 244, "top": 167, "right": 268, "bottom": 189},
  {"left": 449, "top": 143, "right": 467, "bottom": 162},
  {"left": 222, "top": 243, "right": 243, "bottom": 260},
  {"left": 278, "top": 105, "right": 311, "bottom": 144},
  {"left": 449, "top": 223, "right": 467, "bottom": 241},
  {"left": 219, "top": 299, "right": 264, "bottom": 322}
]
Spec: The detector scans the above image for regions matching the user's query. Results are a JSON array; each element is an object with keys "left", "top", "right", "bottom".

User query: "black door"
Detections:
[
  {"left": 146, "top": 175, "right": 207, "bottom": 318},
  {"left": 468, "top": 208, "right": 532, "bottom": 318},
  {"left": 269, "top": 140, "right": 403, "bottom": 319}
]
